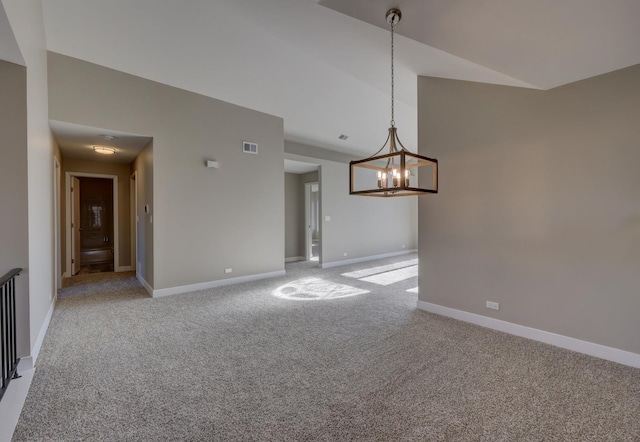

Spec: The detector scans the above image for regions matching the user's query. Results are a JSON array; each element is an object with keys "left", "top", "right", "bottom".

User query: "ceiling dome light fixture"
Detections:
[
  {"left": 349, "top": 8, "right": 438, "bottom": 197},
  {"left": 93, "top": 146, "right": 116, "bottom": 155}
]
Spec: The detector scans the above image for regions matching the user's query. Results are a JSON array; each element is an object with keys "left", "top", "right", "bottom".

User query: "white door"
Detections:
[
  {"left": 131, "top": 172, "right": 137, "bottom": 273},
  {"left": 305, "top": 182, "right": 320, "bottom": 261},
  {"left": 71, "top": 176, "right": 81, "bottom": 275}
]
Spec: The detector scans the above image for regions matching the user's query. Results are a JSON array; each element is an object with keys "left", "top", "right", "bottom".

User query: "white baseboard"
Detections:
[
  {"left": 27, "top": 297, "right": 56, "bottom": 368},
  {"left": 18, "top": 356, "right": 33, "bottom": 372},
  {"left": 152, "top": 270, "right": 286, "bottom": 298},
  {"left": 285, "top": 256, "right": 305, "bottom": 263},
  {"left": 321, "top": 249, "right": 417, "bottom": 269},
  {"left": 0, "top": 367, "right": 35, "bottom": 442},
  {"left": 136, "top": 274, "right": 153, "bottom": 296},
  {"left": 116, "top": 265, "right": 133, "bottom": 272},
  {"left": 417, "top": 300, "right": 640, "bottom": 369}
]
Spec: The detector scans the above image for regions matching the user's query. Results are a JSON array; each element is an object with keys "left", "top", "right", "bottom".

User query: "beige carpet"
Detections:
[
  {"left": 13, "top": 255, "right": 640, "bottom": 441},
  {"left": 62, "top": 271, "right": 135, "bottom": 289}
]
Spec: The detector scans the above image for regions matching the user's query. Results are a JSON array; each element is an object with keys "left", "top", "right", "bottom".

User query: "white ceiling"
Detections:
[
  {"left": 36, "top": 0, "right": 640, "bottom": 159},
  {"left": 321, "top": 0, "right": 640, "bottom": 90},
  {"left": 49, "top": 120, "right": 151, "bottom": 164},
  {"left": 284, "top": 159, "right": 319, "bottom": 175},
  {"left": 0, "top": 2, "right": 24, "bottom": 66}
]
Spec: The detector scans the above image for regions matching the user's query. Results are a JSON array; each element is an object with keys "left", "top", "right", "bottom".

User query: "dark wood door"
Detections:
[{"left": 79, "top": 177, "right": 114, "bottom": 264}]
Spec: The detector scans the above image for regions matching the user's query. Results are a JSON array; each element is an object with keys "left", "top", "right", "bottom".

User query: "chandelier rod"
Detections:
[{"left": 390, "top": 15, "right": 395, "bottom": 128}]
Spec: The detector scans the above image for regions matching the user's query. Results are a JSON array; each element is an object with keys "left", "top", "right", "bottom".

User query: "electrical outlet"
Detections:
[
  {"left": 343, "top": 252, "right": 348, "bottom": 257},
  {"left": 486, "top": 301, "right": 500, "bottom": 311},
  {"left": 225, "top": 268, "right": 232, "bottom": 274}
]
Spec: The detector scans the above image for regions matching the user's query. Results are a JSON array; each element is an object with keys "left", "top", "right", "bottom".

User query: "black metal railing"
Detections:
[{"left": 1, "top": 268, "right": 22, "bottom": 402}]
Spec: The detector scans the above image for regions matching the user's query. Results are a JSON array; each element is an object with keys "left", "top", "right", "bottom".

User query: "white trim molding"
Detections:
[
  {"left": 285, "top": 256, "right": 305, "bottom": 263},
  {"left": 21, "top": 298, "right": 57, "bottom": 370},
  {"left": 321, "top": 249, "right": 417, "bottom": 269},
  {"left": 65, "top": 172, "right": 120, "bottom": 276},
  {"left": 417, "top": 301, "right": 640, "bottom": 369},
  {"left": 17, "top": 357, "right": 33, "bottom": 372},
  {"left": 152, "top": 270, "right": 286, "bottom": 298},
  {"left": 0, "top": 367, "right": 35, "bottom": 442},
  {"left": 137, "top": 274, "right": 153, "bottom": 296},
  {"left": 116, "top": 266, "right": 133, "bottom": 272}
]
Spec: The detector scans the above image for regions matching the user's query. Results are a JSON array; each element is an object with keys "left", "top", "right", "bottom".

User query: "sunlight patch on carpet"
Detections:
[
  {"left": 358, "top": 265, "right": 418, "bottom": 286},
  {"left": 407, "top": 287, "right": 418, "bottom": 294},
  {"left": 272, "top": 277, "right": 369, "bottom": 301},
  {"left": 341, "top": 258, "right": 418, "bottom": 279}
]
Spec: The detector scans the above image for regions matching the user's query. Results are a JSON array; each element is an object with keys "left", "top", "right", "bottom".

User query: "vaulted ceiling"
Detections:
[{"left": 37, "top": 0, "right": 640, "bottom": 157}]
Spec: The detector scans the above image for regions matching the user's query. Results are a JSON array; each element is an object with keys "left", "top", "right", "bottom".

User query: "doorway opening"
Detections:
[
  {"left": 305, "top": 181, "right": 320, "bottom": 262},
  {"left": 66, "top": 172, "right": 119, "bottom": 276},
  {"left": 284, "top": 159, "right": 320, "bottom": 265}
]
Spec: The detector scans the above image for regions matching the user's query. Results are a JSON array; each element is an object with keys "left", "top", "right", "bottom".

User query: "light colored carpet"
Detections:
[
  {"left": 62, "top": 271, "right": 136, "bottom": 289},
  {"left": 13, "top": 255, "right": 640, "bottom": 441}
]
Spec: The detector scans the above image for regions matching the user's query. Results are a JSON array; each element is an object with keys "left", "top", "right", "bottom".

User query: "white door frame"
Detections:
[
  {"left": 304, "top": 181, "right": 320, "bottom": 261},
  {"left": 65, "top": 172, "right": 121, "bottom": 274},
  {"left": 53, "top": 156, "right": 62, "bottom": 291},
  {"left": 304, "top": 182, "right": 312, "bottom": 260},
  {"left": 130, "top": 171, "right": 137, "bottom": 275}
]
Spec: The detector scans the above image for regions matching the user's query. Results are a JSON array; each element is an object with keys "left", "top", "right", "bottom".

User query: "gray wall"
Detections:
[
  {"left": 284, "top": 173, "right": 303, "bottom": 259},
  {"left": 300, "top": 171, "right": 319, "bottom": 185},
  {"left": 61, "top": 158, "right": 132, "bottom": 273},
  {"left": 285, "top": 142, "right": 417, "bottom": 266},
  {"left": 132, "top": 141, "right": 153, "bottom": 286},
  {"left": 48, "top": 53, "right": 285, "bottom": 291},
  {"left": 417, "top": 65, "right": 640, "bottom": 354},
  {"left": 0, "top": 59, "right": 30, "bottom": 357},
  {"left": 3, "top": 0, "right": 58, "bottom": 361}
]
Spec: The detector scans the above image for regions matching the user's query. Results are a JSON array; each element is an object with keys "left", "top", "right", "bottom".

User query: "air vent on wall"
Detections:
[{"left": 243, "top": 141, "right": 258, "bottom": 154}]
